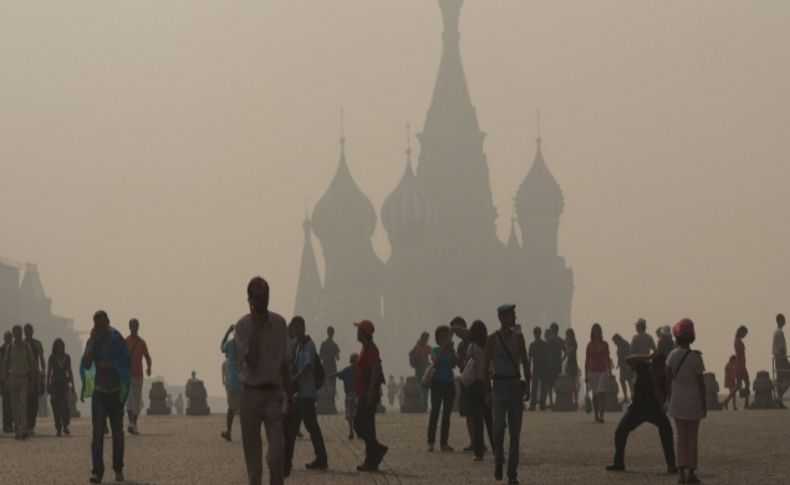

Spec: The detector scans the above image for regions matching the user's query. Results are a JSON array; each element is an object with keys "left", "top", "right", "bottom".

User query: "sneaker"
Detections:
[
  {"left": 356, "top": 463, "right": 378, "bottom": 472},
  {"left": 89, "top": 475, "right": 102, "bottom": 484},
  {"left": 115, "top": 470, "right": 124, "bottom": 482},
  {"left": 495, "top": 462, "right": 503, "bottom": 481},
  {"left": 606, "top": 464, "right": 625, "bottom": 472},
  {"left": 220, "top": 431, "right": 231, "bottom": 442},
  {"left": 56, "top": 430, "right": 63, "bottom": 437},
  {"left": 305, "top": 461, "right": 328, "bottom": 471}
]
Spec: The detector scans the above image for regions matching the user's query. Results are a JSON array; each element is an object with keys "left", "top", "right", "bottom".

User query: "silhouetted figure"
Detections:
[
  {"left": 332, "top": 353, "right": 357, "bottom": 439},
  {"left": 451, "top": 317, "right": 474, "bottom": 450},
  {"left": 81, "top": 310, "right": 131, "bottom": 484},
  {"left": 667, "top": 319, "right": 706, "bottom": 485},
  {"left": 426, "top": 324, "right": 456, "bottom": 452},
  {"left": 174, "top": 394, "right": 184, "bottom": 415},
  {"left": 657, "top": 325, "right": 675, "bottom": 357},
  {"left": 47, "top": 338, "right": 75, "bottom": 436},
  {"left": 409, "top": 332, "right": 431, "bottom": 409},
  {"left": 773, "top": 313, "right": 788, "bottom": 408},
  {"left": 234, "top": 277, "right": 290, "bottom": 485},
  {"left": 466, "top": 319, "right": 493, "bottom": 461},
  {"left": 586, "top": 323, "right": 612, "bottom": 423},
  {"left": 221, "top": 324, "right": 241, "bottom": 442},
  {"left": 564, "top": 328, "right": 580, "bottom": 407},
  {"left": 125, "top": 318, "right": 152, "bottom": 435},
  {"left": 484, "top": 304, "right": 530, "bottom": 485},
  {"left": 397, "top": 376, "right": 405, "bottom": 407},
  {"left": 1, "top": 330, "right": 13, "bottom": 432},
  {"left": 23, "top": 323, "right": 45, "bottom": 434},
  {"left": 352, "top": 320, "right": 388, "bottom": 472},
  {"left": 546, "top": 323, "right": 566, "bottom": 407},
  {"left": 630, "top": 318, "right": 657, "bottom": 356},
  {"left": 319, "top": 326, "right": 340, "bottom": 404},
  {"left": 528, "top": 326, "right": 548, "bottom": 411},
  {"left": 386, "top": 375, "right": 397, "bottom": 407},
  {"left": 4, "top": 325, "right": 34, "bottom": 440},
  {"left": 721, "top": 355, "right": 738, "bottom": 410},
  {"left": 606, "top": 353, "right": 676, "bottom": 474},
  {"left": 289, "top": 316, "right": 328, "bottom": 470},
  {"left": 734, "top": 325, "right": 750, "bottom": 409},
  {"left": 612, "top": 334, "right": 633, "bottom": 404}
]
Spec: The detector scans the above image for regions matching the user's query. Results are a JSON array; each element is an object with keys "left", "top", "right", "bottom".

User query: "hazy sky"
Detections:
[{"left": 2, "top": 1, "right": 789, "bottom": 394}]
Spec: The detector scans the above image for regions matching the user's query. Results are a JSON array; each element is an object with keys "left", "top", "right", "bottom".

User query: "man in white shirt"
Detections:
[
  {"left": 773, "top": 313, "right": 788, "bottom": 408},
  {"left": 630, "top": 318, "right": 657, "bottom": 356}
]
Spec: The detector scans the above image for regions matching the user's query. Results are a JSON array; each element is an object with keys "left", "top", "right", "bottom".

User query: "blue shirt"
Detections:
[
  {"left": 294, "top": 339, "right": 317, "bottom": 399},
  {"left": 337, "top": 365, "right": 355, "bottom": 395},
  {"left": 221, "top": 339, "right": 242, "bottom": 392},
  {"left": 431, "top": 347, "right": 455, "bottom": 382}
]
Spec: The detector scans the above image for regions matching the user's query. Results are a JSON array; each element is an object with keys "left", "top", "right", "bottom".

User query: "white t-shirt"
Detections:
[
  {"left": 667, "top": 347, "right": 705, "bottom": 420},
  {"left": 773, "top": 329, "right": 786, "bottom": 357}
]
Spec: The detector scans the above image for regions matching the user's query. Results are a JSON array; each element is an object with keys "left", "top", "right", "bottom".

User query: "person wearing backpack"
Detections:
[
  {"left": 605, "top": 352, "right": 677, "bottom": 474},
  {"left": 667, "top": 318, "right": 706, "bottom": 484},
  {"left": 289, "top": 316, "right": 328, "bottom": 471}
]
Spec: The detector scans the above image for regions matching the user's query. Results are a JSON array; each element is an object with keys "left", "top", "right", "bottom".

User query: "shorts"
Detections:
[
  {"left": 226, "top": 389, "right": 241, "bottom": 414},
  {"left": 345, "top": 394, "right": 358, "bottom": 420},
  {"left": 587, "top": 372, "right": 609, "bottom": 394},
  {"left": 619, "top": 366, "right": 633, "bottom": 382},
  {"left": 126, "top": 377, "right": 144, "bottom": 414}
]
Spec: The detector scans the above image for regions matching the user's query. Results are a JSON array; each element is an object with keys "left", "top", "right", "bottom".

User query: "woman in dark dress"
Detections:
[
  {"left": 565, "top": 328, "right": 580, "bottom": 407},
  {"left": 47, "top": 338, "right": 75, "bottom": 436}
]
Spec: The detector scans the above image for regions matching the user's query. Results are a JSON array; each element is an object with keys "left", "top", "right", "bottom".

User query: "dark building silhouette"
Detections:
[{"left": 295, "top": 0, "right": 573, "bottom": 366}]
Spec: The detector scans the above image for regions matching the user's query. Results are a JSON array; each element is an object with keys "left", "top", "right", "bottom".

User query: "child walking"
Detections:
[{"left": 334, "top": 354, "right": 358, "bottom": 440}]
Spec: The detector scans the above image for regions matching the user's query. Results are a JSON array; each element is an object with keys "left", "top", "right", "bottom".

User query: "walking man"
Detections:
[
  {"left": 234, "top": 277, "right": 291, "bottom": 485},
  {"left": 353, "top": 320, "right": 388, "bottom": 472},
  {"left": 23, "top": 323, "right": 45, "bottom": 434},
  {"left": 545, "top": 323, "right": 566, "bottom": 407},
  {"left": 528, "top": 326, "right": 548, "bottom": 411},
  {"left": 4, "top": 325, "right": 35, "bottom": 440},
  {"left": 484, "top": 304, "right": 531, "bottom": 485},
  {"left": 81, "top": 310, "right": 131, "bottom": 483},
  {"left": 1, "top": 330, "right": 14, "bottom": 433},
  {"left": 289, "top": 316, "right": 328, "bottom": 470},
  {"left": 125, "top": 318, "right": 152, "bottom": 435},
  {"left": 221, "top": 324, "right": 242, "bottom": 441},
  {"left": 773, "top": 313, "right": 788, "bottom": 408},
  {"left": 630, "top": 318, "right": 657, "bottom": 355}
]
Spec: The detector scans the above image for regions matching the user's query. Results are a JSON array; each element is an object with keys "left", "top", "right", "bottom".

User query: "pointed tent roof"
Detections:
[
  {"left": 293, "top": 216, "right": 322, "bottom": 324},
  {"left": 421, "top": 0, "right": 481, "bottom": 140},
  {"left": 311, "top": 137, "right": 378, "bottom": 243},
  {"left": 516, "top": 134, "right": 564, "bottom": 221},
  {"left": 19, "top": 263, "right": 51, "bottom": 312}
]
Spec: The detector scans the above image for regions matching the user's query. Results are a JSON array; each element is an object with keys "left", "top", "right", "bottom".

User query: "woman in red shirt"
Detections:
[
  {"left": 734, "top": 325, "right": 750, "bottom": 409},
  {"left": 585, "top": 323, "right": 612, "bottom": 423}
]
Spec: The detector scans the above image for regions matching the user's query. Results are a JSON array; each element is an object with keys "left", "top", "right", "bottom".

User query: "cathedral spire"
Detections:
[{"left": 293, "top": 216, "right": 322, "bottom": 325}]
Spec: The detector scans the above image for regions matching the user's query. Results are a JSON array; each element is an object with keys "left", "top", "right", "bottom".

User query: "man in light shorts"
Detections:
[
  {"left": 221, "top": 323, "right": 242, "bottom": 441},
  {"left": 125, "top": 318, "right": 151, "bottom": 435}
]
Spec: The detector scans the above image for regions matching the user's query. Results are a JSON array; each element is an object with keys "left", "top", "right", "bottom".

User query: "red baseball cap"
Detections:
[
  {"left": 672, "top": 318, "right": 695, "bottom": 339},
  {"left": 354, "top": 320, "right": 375, "bottom": 335}
]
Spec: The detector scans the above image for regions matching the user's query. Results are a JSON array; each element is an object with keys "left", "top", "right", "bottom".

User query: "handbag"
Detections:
[
  {"left": 421, "top": 366, "right": 436, "bottom": 389},
  {"left": 496, "top": 331, "right": 528, "bottom": 398},
  {"left": 461, "top": 357, "right": 477, "bottom": 387}
]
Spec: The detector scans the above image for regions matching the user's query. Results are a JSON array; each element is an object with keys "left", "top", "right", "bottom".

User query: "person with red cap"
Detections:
[
  {"left": 666, "top": 318, "right": 706, "bottom": 484},
  {"left": 352, "top": 320, "right": 388, "bottom": 472}
]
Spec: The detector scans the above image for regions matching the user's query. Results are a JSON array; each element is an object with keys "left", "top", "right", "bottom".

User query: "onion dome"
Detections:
[
  {"left": 515, "top": 134, "right": 564, "bottom": 221},
  {"left": 311, "top": 137, "right": 378, "bottom": 243},
  {"left": 382, "top": 134, "right": 436, "bottom": 240}
]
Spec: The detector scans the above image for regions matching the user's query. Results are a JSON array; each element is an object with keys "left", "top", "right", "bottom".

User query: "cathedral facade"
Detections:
[{"left": 294, "top": 0, "right": 573, "bottom": 367}]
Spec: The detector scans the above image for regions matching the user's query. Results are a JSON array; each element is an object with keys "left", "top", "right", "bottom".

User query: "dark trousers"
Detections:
[
  {"left": 50, "top": 382, "right": 71, "bottom": 432},
  {"left": 2, "top": 388, "right": 12, "bottom": 431},
  {"left": 529, "top": 373, "right": 548, "bottom": 410},
  {"left": 427, "top": 380, "right": 455, "bottom": 445},
  {"left": 415, "top": 365, "right": 429, "bottom": 408},
  {"left": 290, "top": 398, "right": 327, "bottom": 465},
  {"left": 27, "top": 387, "right": 39, "bottom": 430},
  {"left": 354, "top": 397, "right": 384, "bottom": 465},
  {"left": 613, "top": 407, "right": 676, "bottom": 468},
  {"left": 493, "top": 380, "right": 524, "bottom": 480},
  {"left": 467, "top": 380, "right": 494, "bottom": 457},
  {"left": 91, "top": 391, "right": 125, "bottom": 478}
]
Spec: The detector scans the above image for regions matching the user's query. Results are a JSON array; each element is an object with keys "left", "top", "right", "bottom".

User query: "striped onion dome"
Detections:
[
  {"left": 516, "top": 137, "right": 564, "bottom": 221},
  {"left": 312, "top": 138, "right": 377, "bottom": 242},
  {"left": 382, "top": 147, "right": 436, "bottom": 240}
]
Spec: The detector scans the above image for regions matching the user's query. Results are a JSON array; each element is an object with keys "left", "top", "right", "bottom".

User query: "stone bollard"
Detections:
[
  {"left": 751, "top": 371, "right": 775, "bottom": 409},
  {"left": 185, "top": 380, "right": 211, "bottom": 416},
  {"left": 401, "top": 377, "right": 426, "bottom": 413},
  {"left": 147, "top": 381, "right": 172, "bottom": 415},
  {"left": 316, "top": 382, "right": 338, "bottom": 415},
  {"left": 552, "top": 374, "right": 577, "bottom": 411},
  {"left": 605, "top": 375, "right": 623, "bottom": 412},
  {"left": 703, "top": 373, "right": 722, "bottom": 411}
]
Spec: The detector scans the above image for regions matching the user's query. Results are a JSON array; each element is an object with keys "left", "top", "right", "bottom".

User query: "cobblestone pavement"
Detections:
[{"left": 2, "top": 408, "right": 789, "bottom": 484}]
